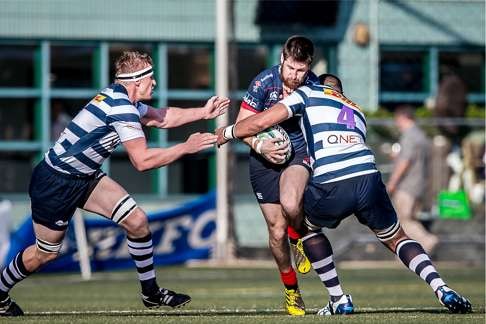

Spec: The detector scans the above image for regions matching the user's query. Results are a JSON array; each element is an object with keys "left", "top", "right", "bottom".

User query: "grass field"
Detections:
[{"left": 3, "top": 264, "right": 485, "bottom": 323}]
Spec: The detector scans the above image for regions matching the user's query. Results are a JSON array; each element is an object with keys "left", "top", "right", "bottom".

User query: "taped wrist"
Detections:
[
  {"left": 223, "top": 124, "right": 237, "bottom": 140},
  {"left": 255, "top": 140, "right": 263, "bottom": 154}
]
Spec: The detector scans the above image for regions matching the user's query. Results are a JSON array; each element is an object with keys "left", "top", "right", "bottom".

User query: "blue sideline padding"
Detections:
[{"left": 5, "top": 191, "right": 216, "bottom": 272}]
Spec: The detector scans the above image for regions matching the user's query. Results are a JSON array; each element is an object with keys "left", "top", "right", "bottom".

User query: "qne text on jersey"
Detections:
[{"left": 315, "top": 132, "right": 364, "bottom": 146}]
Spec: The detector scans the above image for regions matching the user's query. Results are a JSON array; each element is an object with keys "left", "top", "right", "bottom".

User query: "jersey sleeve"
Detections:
[
  {"left": 107, "top": 103, "right": 146, "bottom": 142},
  {"left": 279, "top": 86, "right": 310, "bottom": 117},
  {"left": 241, "top": 76, "right": 267, "bottom": 113}
]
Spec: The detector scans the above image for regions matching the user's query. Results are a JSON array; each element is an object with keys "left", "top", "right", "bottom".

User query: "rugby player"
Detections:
[
  {"left": 217, "top": 74, "right": 472, "bottom": 315},
  {"left": 234, "top": 35, "right": 317, "bottom": 315},
  {"left": 0, "top": 51, "right": 229, "bottom": 316}
]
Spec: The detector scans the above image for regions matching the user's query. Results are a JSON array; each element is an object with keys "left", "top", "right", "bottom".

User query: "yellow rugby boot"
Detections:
[
  {"left": 290, "top": 239, "right": 311, "bottom": 274},
  {"left": 284, "top": 288, "right": 305, "bottom": 316}
]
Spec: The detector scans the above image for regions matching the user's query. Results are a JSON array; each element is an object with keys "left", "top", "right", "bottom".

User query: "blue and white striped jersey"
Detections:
[
  {"left": 281, "top": 84, "right": 377, "bottom": 184},
  {"left": 45, "top": 83, "right": 148, "bottom": 176}
]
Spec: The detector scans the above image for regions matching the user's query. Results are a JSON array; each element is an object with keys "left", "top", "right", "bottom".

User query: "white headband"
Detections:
[{"left": 116, "top": 65, "right": 153, "bottom": 81}]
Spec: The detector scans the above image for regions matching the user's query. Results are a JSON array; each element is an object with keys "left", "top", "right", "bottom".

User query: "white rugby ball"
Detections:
[{"left": 256, "top": 125, "right": 292, "bottom": 164}]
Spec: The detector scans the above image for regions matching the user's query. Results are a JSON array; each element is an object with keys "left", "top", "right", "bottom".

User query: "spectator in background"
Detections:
[
  {"left": 435, "top": 67, "right": 468, "bottom": 143},
  {"left": 387, "top": 105, "right": 439, "bottom": 253},
  {"left": 51, "top": 101, "right": 71, "bottom": 140}
]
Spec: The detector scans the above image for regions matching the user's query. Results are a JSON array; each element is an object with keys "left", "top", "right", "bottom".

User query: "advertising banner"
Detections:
[{"left": 6, "top": 191, "right": 216, "bottom": 272}]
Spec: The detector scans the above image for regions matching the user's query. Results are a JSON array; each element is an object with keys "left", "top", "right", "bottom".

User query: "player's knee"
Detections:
[
  {"left": 111, "top": 194, "right": 138, "bottom": 224},
  {"left": 122, "top": 209, "right": 149, "bottom": 237},
  {"left": 269, "top": 226, "right": 287, "bottom": 245},
  {"left": 35, "top": 239, "right": 62, "bottom": 264},
  {"left": 375, "top": 222, "right": 408, "bottom": 252},
  {"left": 281, "top": 202, "right": 301, "bottom": 220}
]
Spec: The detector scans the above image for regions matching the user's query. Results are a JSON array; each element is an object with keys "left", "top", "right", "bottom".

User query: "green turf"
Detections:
[{"left": 3, "top": 265, "right": 485, "bottom": 323}]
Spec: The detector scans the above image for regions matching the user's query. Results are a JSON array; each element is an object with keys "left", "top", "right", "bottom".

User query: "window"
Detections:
[
  {"left": 233, "top": 154, "right": 253, "bottom": 195},
  {"left": 51, "top": 45, "right": 95, "bottom": 88},
  {"left": 380, "top": 51, "right": 426, "bottom": 92},
  {"left": 0, "top": 151, "right": 36, "bottom": 193},
  {"left": 311, "top": 47, "right": 330, "bottom": 77},
  {"left": 439, "top": 51, "right": 485, "bottom": 94},
  {"left": 0, "top": 45, "right": 36, "bottom": 87},
  {"left": 0, "top": 99, "right": 35, "bottom": 140},
  {"left": 110, "top": 152, "right": 154, "bottom": 194},
  {"left": 236, "top": 46, "right": 268, "bottom": 90},
  {"left": 168, "top": 46, "right": 211, "bottom": 89},
  {"left": 167, "top": 154, "right": 210, "bottom": 194},
  {"left": 166, "top": 100, "right": 211, "bottom": 142}
]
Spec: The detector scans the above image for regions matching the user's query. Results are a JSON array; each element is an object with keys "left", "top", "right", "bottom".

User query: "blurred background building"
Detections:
[{"left": 0, "top": 0, "right": 484, "bottom": 261}]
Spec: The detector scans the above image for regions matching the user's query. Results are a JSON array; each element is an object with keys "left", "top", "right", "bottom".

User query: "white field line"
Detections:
[{"left": 26, "top": 306, "right": 446, "bottom": 316}]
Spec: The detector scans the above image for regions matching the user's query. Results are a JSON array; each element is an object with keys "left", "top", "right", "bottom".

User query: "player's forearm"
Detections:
[
  {"left": 132, "top": 144, "right": 188, "bottom": 171},
  {"left": 163, "top": 107, "right": 206, "bottom": 128},
  {"left": 388, "top": 160, "right": 410, "bottom": 188}
]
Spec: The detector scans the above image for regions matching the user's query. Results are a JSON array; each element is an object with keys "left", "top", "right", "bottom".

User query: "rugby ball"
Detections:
[{"left": 256, "top": 125, "right": 292, "bottom": 164}]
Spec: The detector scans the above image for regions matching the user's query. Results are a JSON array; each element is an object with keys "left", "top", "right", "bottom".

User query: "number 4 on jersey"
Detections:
[{"left": 337, "top": 105, "right": 356, "bottom": 129}]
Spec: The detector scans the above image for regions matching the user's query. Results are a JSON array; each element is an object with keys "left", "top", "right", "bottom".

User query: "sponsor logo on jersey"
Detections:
[
  {"left": 253, "top": 80, "right": 262, "bottom": 93},
  {"left": 269, "top": 91, "right": 279, "bottom": 101},
  {"left": 323, "top": 88, "right": 361, "bottom": 111},
  {"left": 94, "top": 94, "right": 106, "bottom": 102},
  {"left": 243, "top": 93, "right": 258, "bottom": 108},
  {"left": 260, "top": 73, "right": 272, "bottom": 83},
  {"left": 325, "top": 133, "right": 363, "bottom": 145}
]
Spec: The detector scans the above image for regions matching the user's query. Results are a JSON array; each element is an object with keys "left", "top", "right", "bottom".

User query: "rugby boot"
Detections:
[
  {"left": 290, "top": 239, "right": 311, "bottom": 274},
  {"left": 284, "top": 288, "right": 305, "bottom": 316},
  {"left": 317, "top": 294, "right": 354, "bottom": 316},
  {"left": 142, "top": 288, "right": 191, "bottom": 309},
  {"left": 436, "top": 286, "right": 472, "bottom": 314},
  {"left": 0, "top": 295, "right": 23, "bottom": 317}
]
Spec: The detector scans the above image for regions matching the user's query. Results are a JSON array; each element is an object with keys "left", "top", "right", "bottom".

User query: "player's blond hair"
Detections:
[{"left": 114, "top": 51, "right": 153, "bottom": 80}]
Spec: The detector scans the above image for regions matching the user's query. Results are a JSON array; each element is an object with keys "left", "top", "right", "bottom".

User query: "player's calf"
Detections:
[{"left": 376, "top": 223, "right": 473, "bottom": 314}]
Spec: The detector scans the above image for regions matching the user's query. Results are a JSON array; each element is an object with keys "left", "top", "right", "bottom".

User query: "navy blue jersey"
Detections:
[{"left": 241, "top": 65, "right": 318, "bottom": 151}]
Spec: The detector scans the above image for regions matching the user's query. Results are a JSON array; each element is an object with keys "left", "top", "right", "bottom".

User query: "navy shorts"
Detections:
[
  {"left": 29, "top": 160, "right": 105, "bottom": 231},
  {"left": 249, "top": 145, "right": 311, "bottom": 204},
  {"left": 303, "top": 172, "right": 397, "bottom": 231}
]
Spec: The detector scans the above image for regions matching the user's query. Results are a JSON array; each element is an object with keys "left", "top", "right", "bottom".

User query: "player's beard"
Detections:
[{"left": 281, "top": 73, "right": 305, "bottom": 90}]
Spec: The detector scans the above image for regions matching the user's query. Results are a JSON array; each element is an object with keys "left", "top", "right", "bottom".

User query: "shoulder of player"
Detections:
[
  {"left": 305, "top": 70, "right": 319, "bottom": 85},
  {"left": 251, "top": 65, "right": 279, "bottom": 86},
  {"left": 96, "top": 84, "right": 138, "bottom": 110},
  {"left": 320, "top": 87, "right": 363, "bottom": 111}
]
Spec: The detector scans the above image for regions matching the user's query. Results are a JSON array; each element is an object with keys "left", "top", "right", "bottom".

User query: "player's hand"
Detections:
[
  {"left": 260, "top": 138, "right": 290, "bottom": 164},
  {"left": 386, "top": 182, "right": 396, "bottom": 195},
  {"left": 215, "top": 127, "right": 229, "bottom": 147},
  {"left": 183, "top": 132, "right": 218, "bottom": 154},
  {"left": 203, "top": 96, "right": 230, "bottom": 120}
]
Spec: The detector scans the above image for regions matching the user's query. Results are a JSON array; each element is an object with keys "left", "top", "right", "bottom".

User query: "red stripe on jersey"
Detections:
[{"left": 240, "top": 101, "right": 259, "bottom": 113}]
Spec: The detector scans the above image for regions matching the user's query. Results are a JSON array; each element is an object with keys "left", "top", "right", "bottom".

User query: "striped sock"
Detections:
[
  {"left": 0, "top": 250, "right": 31, "bottom": 298},
  {"left": 302, "top": 232, "right": 344, "bottom": 301},
  {"left": 127, "top": 234, "right": 159, "bottom": 296},
  {"left": 396, "top": 239, "right": 446, "bottom": 292}
]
